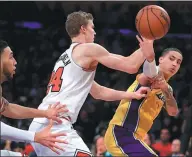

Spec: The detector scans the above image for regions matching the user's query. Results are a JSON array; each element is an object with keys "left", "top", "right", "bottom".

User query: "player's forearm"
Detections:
[
  {"left": 1, "top": 122, "right": 35, "bottom": 142},
  {"left": 1, "top": 150, "right": 23, "bottom": 157},
  {"left": 92, "top": 85, "right": 133, "bottom": 101},
  {"left": 143, "top": 59, "right": 158, "bottom": 78},
  {"left": 125, "top": 48, "right": 145, "bottom": 72},
  {"left": 162, "top": 86, "right": 178, "bottom": 116},
  {"left": 2, "top": 103, "right": 47, "bottom": 119}
]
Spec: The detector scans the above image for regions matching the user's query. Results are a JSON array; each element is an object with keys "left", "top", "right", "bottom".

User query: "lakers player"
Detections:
[
  {"left": 104, "top": 36, "right": 182, "bottom": 156},
  {"left": 29, "top": 11, "right": 154, "bottom": 156}
]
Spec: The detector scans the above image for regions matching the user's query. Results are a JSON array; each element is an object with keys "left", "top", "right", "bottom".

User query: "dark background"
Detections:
[{"left": 0, "top": 1, "right": 192, "bottom": 156}]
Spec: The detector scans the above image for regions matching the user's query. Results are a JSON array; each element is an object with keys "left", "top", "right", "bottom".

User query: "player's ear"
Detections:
[
  {"left": 80, "top": 25, "right": 87, "bottom": 34},
  {"left": 159, "top": 56, "right": 163, "bottom": 64}
]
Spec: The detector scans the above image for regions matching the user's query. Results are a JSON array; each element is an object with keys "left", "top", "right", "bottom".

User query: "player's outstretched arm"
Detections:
[
  {"left": 1, "top": 121, "right": 35, "bottom": 143},
  {"left": 137, "top": 35, "right": 158, "bottom": 78},
  {"left": 82, "top": 36, "right": 154, "bottom": 74},
  {"left": 1, "top": 120, "right": 67, "bottom": 154},
  {"left": 1, "top": 100, "right": 68, "bottom": 123},
  {"left": 90, "top": 81, "right": 150, "bottom": 101},
  {"left": 1, "top": 150, "right": 23, "bottom": 157},
  {"left": 81, "top": 43, "right": 144, "bottom": 74}
]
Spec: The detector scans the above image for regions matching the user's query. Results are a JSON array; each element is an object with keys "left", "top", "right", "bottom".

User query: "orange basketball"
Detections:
[{"left": 135, "top": 5, "right": 170, "bottom": 40}]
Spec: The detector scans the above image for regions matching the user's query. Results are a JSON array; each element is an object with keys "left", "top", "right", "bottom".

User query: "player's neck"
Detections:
[
  {"left": 164, "top": 73, "right": 171, "bottom": 81},
  {"left": 159, "top": 67, "right": 170, "bottom": 81},
  {"left": 0, "top": 74, "right": 6, "bottom": 84},
  {"left": 71, "top": 35, "right": 86, "bottom": 44}
]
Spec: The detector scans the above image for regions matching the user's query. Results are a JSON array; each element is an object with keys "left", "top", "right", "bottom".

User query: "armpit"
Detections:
[{"left": 0, "top": 97, "right": 9, "bottom": 113}]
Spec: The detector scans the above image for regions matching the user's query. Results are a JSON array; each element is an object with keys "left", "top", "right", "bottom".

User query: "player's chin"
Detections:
[
  {"left": 6, "top": 74, "right": 13, "bottom": 81},
  {"left": 9, "top": 75, "right": 14, "bottom": 79},
  {"left": 166, "top": 71, "right": 175, "bottom": 78},
  {"left": 10, "top": 73, "right": 15, "bottom": 79}
]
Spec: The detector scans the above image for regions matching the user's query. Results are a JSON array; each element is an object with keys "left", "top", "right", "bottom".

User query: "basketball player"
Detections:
[
  {"left": 0, "top": 40, "right": 69, "bottom": 155},
  {"left": 104, "top": 36, "right": 182, "bottom": 157},
  {"left": 29, "top": 11, "right": 154, "bottom": 156}
]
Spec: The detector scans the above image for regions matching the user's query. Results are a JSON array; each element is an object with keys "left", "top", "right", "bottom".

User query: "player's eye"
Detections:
[{"left": 177, "top": 60, "right": 181, "bottom": 65}]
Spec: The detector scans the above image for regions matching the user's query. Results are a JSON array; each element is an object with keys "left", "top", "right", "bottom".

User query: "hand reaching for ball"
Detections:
[{"left": 136, "top": 35, "right": 155, "bottom": 62}]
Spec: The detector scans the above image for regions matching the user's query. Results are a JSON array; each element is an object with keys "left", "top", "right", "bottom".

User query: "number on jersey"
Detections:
[{"left": 46, "top": 67, "right": 64, "bottom": 94}]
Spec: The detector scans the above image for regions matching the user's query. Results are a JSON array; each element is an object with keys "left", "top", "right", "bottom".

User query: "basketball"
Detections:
[{"left": 135, "top": 5, "right": 170, "bottom": 40}]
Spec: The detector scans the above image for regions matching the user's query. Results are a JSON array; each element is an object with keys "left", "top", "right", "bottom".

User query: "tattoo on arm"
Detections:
[{"left": 163, "top": 85, "right": 178, "bottom": 114}]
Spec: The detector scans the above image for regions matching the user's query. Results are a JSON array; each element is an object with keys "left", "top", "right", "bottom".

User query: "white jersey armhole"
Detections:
[{"left": 69, "top": 43, "right": 84, "bottom": 70}]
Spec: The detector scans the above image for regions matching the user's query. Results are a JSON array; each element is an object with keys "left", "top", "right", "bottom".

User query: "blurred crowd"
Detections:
[{"left": 1, "top": 1, "right": 192, "bottom": 157}]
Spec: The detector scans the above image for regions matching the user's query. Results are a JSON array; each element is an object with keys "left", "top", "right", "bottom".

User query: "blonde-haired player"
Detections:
[{"left": 29, "top": 11, "right": 154, "bottom": 156}]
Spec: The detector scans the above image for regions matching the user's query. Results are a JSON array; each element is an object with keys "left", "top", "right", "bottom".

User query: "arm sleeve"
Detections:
[
  {"left": 143, "top": 59, "right": 159, "bottom": 78},
  {"left": 1, "top": 121, "right": 35, "bottom": 143},
  {"left": 1, "top": 150, "right": 22, "bottom": 156}
]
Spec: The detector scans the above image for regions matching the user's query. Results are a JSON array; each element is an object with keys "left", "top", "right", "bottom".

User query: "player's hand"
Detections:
[
  {"left": 45, "top": 102, "right": 69, "bottom": 124},
  {"left": 136, "top": 35, "right": 155, "bottom": 62},
  {"left": 132, "top": 86, "right": 151, "bottom": 100},
  {"left": 151, "top": 71, "right": 168, "bottom": 91},
  {"left": 34, "top": 120, "right": 68, "bottom": 155}
]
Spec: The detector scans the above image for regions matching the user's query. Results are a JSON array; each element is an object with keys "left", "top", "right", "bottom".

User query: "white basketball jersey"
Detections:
[{"left": 33, "top": 43, "right": 95, "bottom": 124}]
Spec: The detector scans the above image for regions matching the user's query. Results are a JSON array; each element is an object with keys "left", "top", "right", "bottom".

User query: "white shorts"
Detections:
[{"left": 28, "top": 118, "right": 92, "bottom": 156}]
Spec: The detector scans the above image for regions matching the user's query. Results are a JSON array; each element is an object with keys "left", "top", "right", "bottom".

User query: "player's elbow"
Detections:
[
  {"left": 132, "top": 66, "right": 139, "bottom": 74},
  {"left": 90, "top": 86, "right": 108, "bottom": 100},
  {"left": 91, "top": 93, "right": 111, "bottom": 101},
  {"left": 91, "top": 92, "right": 101, "bottom": 100},
  {"left": 90, "top": 85, "right": 102, "bottom": 100},
  {"left": 126, "top": 66, "right": 139, "bottom": 74},
  {"left": 168, "top": 112, "right": 178, "bottom": 117},
  {"left": 167, "top": 108, "right": 179, "bottom": 117}
]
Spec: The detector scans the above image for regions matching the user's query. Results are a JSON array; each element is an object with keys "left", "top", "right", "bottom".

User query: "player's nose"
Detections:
[
  {"left": 172, "top": 60, "right": 178, "bottom": 66},
  {"left": 13, "top": 58, "right": 17, "bottom": 65}
]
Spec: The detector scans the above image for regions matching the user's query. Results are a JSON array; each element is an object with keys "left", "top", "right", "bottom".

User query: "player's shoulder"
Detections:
[
  {"left": 77, "top": 43, "right": 100, "bottom": 49},
  {"left": 73, "top": 43, "right": 102, "bottom": 57}
]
